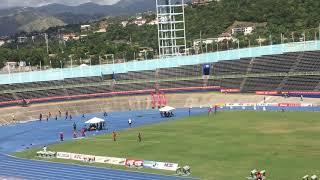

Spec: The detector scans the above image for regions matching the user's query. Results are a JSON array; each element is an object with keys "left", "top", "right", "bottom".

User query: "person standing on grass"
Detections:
[
  {"left": 138, "top": 132, "right": 142, "bottom": 142},
  {"left": 214, "top": 105, "right": 218, "bottom": 114},
  {"left": 208, "top": 107, "right": 212, "bottom": 116},
  {"left": 112, "top": 131, "right": 117, "bottom": 142},
  {"left": 128, "top": 118, "right": 132, "bottom": 128}
]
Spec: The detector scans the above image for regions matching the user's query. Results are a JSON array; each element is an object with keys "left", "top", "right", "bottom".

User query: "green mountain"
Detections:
[
  {"left": 0, "top": 9, "right": 65, "bottom": 35},
  {"left": 19, "top": 17, "right": 66, "bottom": 33}
]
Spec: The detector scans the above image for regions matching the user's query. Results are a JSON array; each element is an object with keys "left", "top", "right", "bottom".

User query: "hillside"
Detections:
[
  {"left": 19, "top": 17, "right": 66, "bottom": 33},
  {"left": 0, "top": 9, "right": 64, "bottom": 36},
  {"left": 0, "top": 0, "right": 158, "bottom": 36},
  {"left": 1, "top": 0, "right": 320, "bottom": 68}
]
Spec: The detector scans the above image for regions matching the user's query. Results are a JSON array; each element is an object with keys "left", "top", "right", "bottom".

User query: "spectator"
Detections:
[
  {"left": 112, "top": 131, "right": 117, "bottom": 142},
  {"left": 138, "top": 132, "right": 142, "bottom": 142}
]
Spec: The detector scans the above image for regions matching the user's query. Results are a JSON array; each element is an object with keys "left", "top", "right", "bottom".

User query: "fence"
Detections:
[{"left": 1, "top": 40, "right": 320, "bottom": 85}]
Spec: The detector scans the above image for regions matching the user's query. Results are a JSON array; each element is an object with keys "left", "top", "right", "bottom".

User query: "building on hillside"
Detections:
[
  {"left": 63, "top": 33, "right": 79, "bottom": 41},
  {"left": 81, "top": 25, "right": 91, "bottom": 31},
  {"left": 134, "top": 16, "right": 147, "bottom": 26},
  {"left": 147, "top": 19, "right": 158, "bottom": 25},
  {"left": 192, "top": 0, "right": 214, "bottom": 5},
  {"left": 17, "top": 36, "right": 28, "bottom": 43},
  {"left": 121, "top": 21, "right": 129, "bottom": 27},
  {"left": 138, "top": 47, "right": 154, "bottom": 59},
  {"left": 193, "top": 38, "right": 218, "bottom": 47},
  {"left": 232, "top": 26, "right": 254, "bottom": 36},
  {"left": 0, "top": 39, "right": 5, "bottom": 47},
  {"left": 95, "top": 28, "right": 107, "bottom": 33},
  {"left": 5, "top": 62, "right": 18, "bottom": 70},
  {"left": 217, "top": 33, "right": 234, "bottom": 42}
]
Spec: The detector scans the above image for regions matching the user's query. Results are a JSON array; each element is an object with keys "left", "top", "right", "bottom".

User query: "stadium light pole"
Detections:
[{"left": 99, "top": 55, "right": 102, "bottom": 74}]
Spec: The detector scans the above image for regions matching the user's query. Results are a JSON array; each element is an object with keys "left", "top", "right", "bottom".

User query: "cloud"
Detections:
[{"left": 0, "top": 0, "right": 120, "bottom": 9}]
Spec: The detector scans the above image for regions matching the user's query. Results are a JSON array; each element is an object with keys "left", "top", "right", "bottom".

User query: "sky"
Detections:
[{"left": 0, "top": 0, "right": 120, "bottom": 9}]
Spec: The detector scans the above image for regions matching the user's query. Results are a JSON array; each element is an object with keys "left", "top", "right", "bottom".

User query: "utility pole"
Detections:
[
  {"left": 44, "top": 33, "right": 49, "bottom": 54},
  {"left": 291, "top": 32, "right": 294, "bottom": 42},
  {"left": 200, "top": 31, "right": 203, "bottom": 53}
]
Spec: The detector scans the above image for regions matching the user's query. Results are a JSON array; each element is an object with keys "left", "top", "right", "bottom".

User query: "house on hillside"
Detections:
[
  {"left": 147, "top": 19, "right": 158, "bottom": 25},
  {"left": 63, "top": 33, "right": 79, "bottom": 41},
  {"left": 17, "top": 36, "right": 28, "bottom": 43},
  {"left": 134, "top": 17, "right": 147, "bottom": 26},
  {"left": 217, "top": 33, "right": 234, "bottom": 42},
  {"left": 81, "top": 25, "right": 91, "bottom": 32},
  {"left": 192, "top": 0, "right": 214, "bottom": 5},
  {"left": 95, "top": 28, "right": 107, "bottom": 33},
  {"left": 121, "top": 21, "right": 129, "bottom": 27},
  {"left": 227, "top": 21, "right": 267, "bottom": 36},
  {"left": 0, "top": 39, "right": 5, "bottom": 47},
  {"left": 193, "top": 38, "right": 218, "bottom": 47},
  {"left": 232, "top": 26, "right": 254, "bottom": 36}
]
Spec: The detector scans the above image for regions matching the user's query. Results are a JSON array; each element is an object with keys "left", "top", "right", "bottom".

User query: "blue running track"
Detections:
[{"left": 0, "top": 108, "right": 207, "bottom": 180}]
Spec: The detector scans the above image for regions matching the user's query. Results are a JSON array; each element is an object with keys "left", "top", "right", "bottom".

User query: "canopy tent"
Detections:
[
  {"left": 159, "top": 106, "right": 175, "bottom": 112},
  {"left": 80, "top": 64, "right": 89, "bottom": 68},
  {"left": 85, "top": 117, "right": 105, "bottom": 124}
]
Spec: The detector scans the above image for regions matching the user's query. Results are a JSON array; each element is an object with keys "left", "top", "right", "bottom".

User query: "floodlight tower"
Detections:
[{"left": 156, "top": 0, "right": 187, "bottom": 58}]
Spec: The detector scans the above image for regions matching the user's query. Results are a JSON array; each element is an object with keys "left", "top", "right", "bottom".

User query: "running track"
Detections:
[
  {"left": 0, "top": 153, "right": 194, "bottom": 180},
  {"left": 0, "top": 108, "right": 207, "bottom": 180}
]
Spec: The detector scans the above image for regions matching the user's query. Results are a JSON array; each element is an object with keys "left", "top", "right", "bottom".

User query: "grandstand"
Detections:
[{"left": 0, "top": 41, "right": 319, "bottom": 109}]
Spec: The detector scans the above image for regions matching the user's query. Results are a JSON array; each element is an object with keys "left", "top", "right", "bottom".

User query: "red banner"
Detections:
[
  {"left": 285, "top": 91, "right": 320, "bottom": 95},
  {"left": 256, "top": 91, "right": 279, "bottom": 95},
  {"left": 278, "top": 103, "right": 301, "bottom": 107},
  {"left": 220, "top": 88, "right": 241, "bottom": 93}
]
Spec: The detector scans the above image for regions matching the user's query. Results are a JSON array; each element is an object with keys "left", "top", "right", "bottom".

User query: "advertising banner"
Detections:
[
  {"left": 95, "top": 156, "right": 126, "bottom": 166},
  {"left": 56, "top": 152, "right": 71, "bottom": 159},
  {"left": 153, "top": 162, "right": 179, "bottom": 171},
  {"left": 256, "top": 91, "right": 278, "bottom": 95},
  {"left": 125, "top": 159, "right": 144, "bottom": 168},
  {"left": 278, "top": 103, "right": 301, "bottom": 107},
  {"left": 221, "top": 88, "right": 241, "bottom": 93},
  {"left": 143, "top": 160, "right": 157, "bottom": 169}
]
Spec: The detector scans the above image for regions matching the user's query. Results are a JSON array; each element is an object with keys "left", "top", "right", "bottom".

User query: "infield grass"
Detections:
[{"left": 15, "top": 111, "right": 320, "bottom": 179}]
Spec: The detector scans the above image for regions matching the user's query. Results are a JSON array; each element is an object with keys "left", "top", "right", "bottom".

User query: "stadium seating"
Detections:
[{"left": 0, "top": 50, "right": 319, "bottom": 104}]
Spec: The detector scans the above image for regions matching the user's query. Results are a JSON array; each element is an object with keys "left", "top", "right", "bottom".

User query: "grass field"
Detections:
[{"left": 15, "top": 111, "right": 320, "bottom": 179}]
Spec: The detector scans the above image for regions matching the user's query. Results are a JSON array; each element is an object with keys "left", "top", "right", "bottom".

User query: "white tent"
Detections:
[
  {"left": 80, "top": 64, "right": 89, "bottom": 68},
  {"left": 85, "top": 117, "right": 105, "bottom": 124},
  {"left": 159, "top": 106, "right": 175, "bottom": 112}
]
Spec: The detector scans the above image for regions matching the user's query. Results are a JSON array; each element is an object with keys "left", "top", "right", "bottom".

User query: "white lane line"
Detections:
[
  {"left": 5, "top": 154, "right": 190, "bottom": 180},
  {"left": 0, "top": 162, "right": 148, "bottom": 180}
]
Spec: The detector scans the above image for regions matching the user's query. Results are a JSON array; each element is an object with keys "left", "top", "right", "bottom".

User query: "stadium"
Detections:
[
  {"left": 0, "top": 39, "right": 319, "bottom": 179},
  {"left": 1, "top": 1, "right": 320, "bottom": 180}
]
